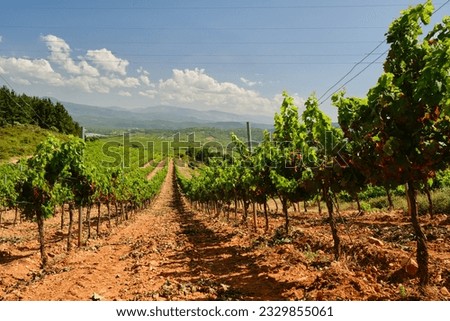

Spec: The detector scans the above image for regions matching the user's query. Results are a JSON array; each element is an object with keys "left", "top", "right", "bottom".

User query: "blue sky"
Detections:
[{"left": 0, "top": 0, "right": 448, "bottom": 121}]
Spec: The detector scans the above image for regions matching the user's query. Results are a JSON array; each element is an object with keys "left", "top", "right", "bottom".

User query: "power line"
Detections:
[
  {"left": 10, "top": 3, "right": 446, "bottom": 10},
  {"left": 0, "top": 54, "right": 384, "bottom": 66},
  {"left": 318, "top": 41, "right": 387, "bottom": 104},
  {"left": 0, "top": 50, "right": 388, "bottom": 58},
  {"left": 318, "top": 0, "right": 450, "bottom": 106},
  {"left": 319, "top": 52, "right": 386, "bottom": 104},
  {"left": 0, "top": 25, "right": 385, "bottom": 31},
  {"left": 38, "top": 40, "right": 381, "bottom": 46},
  {"left": 0, "top": 49, "right": 385, "bottom": 66},
  {"left": 433, "top": 0, "right": 450, "bottom": 16},
  {"left": 116, "top": 53, "right": 386, "bottom": 58},
  {"left": 39, "top": 59, "right": 385, "bottom": 66}
]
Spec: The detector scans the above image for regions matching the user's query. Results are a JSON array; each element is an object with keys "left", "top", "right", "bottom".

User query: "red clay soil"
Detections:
[{"left": 0, "top": 161, "right": 449, "bottom": 301}]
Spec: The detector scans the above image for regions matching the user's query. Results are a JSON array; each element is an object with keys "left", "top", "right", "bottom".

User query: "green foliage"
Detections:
[
  {"left": 271, "top": 92, "right": 312, "bottom": 202},
  {"left": 0, "top": 162, "right": 26, "bottom": 209},
  {"left": 356, "top": 185, "right": 404, "bottom": 201},
  {"left": 0, "top": 86, "right": 81, "bottom": 135},
  {"left": 334, "top": 0, "right": 450, "bottom": 186},
  {"left": 9, "top": 134, "right": 166, "bottom": 267},
  {"left": 359, "top": 201, "right": 371, "bottom": 212},
  {"left": 18, "top": 136, "right": 86, "bottom": 219},
  {"left": 0, "top": 124, "right": 70, "bottom": 162},
  {"left": 302, "top": 93, "right": 350, "bottom": 194},
  {"left": 434, "top": 168, "right": 450, "bottom": 188},
  {"left": 273, "top": 92, "right": 303, "bottom": 144},
  {"left": 367, "top": 196, "right": 389, "bottom": 210},
  {"left": 398, "top": 188, "right": 450, "bottom": 216},
  {"left": 333, "top": 0, "right": 450, "bottom": 286},
  {"left": 399, "top": 285, "right": 408, "bottom": 298},
  {"left": 177, "top": 93, "right": 312, "bottom": 232},
  {"left": 269, "top": 227, "right": 293, "bottom": 246}
]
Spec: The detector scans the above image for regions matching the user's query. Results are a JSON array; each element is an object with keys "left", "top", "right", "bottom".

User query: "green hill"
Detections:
[
  {"left": 0, "top": 124, "right": 69, "bottom": 163},
  {"left": 0, "top": 86, "right": 82, "bottom": 162}
]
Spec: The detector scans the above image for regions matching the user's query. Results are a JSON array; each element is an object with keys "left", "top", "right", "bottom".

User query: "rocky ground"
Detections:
[{"left": 0, "top": 161, "right": 449, "bottom": 301}]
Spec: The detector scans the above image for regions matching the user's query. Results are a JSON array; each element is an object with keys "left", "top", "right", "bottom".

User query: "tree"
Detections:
[
  {"left": 0, "top": 86, "right": 81, "bottom": 135},
  {"left": 333, "top": 0, "right": 450, "bottom": 286},
  {"left": 302, "top": 94, "right": 347, "bottom": 259},
  {"left": 252, "top": 130, "right": 278, "bottom": 231},
  {"left": 18, "top": 136, "right": 86, "bottom": 267},
  {"left": 270, "top": 92, "right": 312, "bottom": 233}
]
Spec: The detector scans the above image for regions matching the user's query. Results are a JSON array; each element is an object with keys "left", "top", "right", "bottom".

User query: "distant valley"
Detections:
[{"left": 59, "top": 101, "right": 274, "bottom": 131}]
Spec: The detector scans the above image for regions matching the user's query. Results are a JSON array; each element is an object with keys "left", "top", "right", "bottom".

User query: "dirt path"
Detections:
[
  {"left": 146, "top": 159, "right": 166, "bottom": 180},
  {"left": 149, "top": 164, "right": 289, "bottom": 300}
]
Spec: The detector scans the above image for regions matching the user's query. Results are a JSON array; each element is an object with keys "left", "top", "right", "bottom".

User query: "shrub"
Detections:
[
  {"left": 367, "top": 196, "right": 388, "bottom": 209},
  {"left": 400, "top": 188, "right": 450, "bottom": 216}
]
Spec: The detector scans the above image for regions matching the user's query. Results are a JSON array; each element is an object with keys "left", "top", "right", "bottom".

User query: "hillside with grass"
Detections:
[
  {"left": 0, "top": 86, "right": 83, "bottom": 162},
  {"left": 0, "top": 124, "right": 69, "bottom": 162}
]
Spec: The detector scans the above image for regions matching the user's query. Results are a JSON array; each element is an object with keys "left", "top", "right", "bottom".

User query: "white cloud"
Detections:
[
  {"left": 240, "top": 77, "right": 262, "bottom": 87},
  {"left": 155, "top": 68, "right": 278, "bottom": 114},
  {"left": 139, "top": 74, "right": 151, "bottom": 86},
  {"left": 0, "top": 35, "right": 141, "bottom": 94},
  {"left": 0, "top": 35, "right": 3, "bottom": 43},
  {"left": 0, "top": 56, "right": 64, "bottom": 86},
  {"left": 136, "top": 67, "right": 151, "bottom": 86},
  {"left": 137, "top": 67, "right": 149, "bottom": 76},
  {"left": 0, "top": 34, "right": 301, "bottom": 116},
  {"left": 1, "top": 34, "right": 145, "bottom": 97},
  {"left": 61, "top": 75, "right": 140, "bottom": 94},
  {"left": 41, "top": 34, "right": 99, "bottom": 77},
  {"left": 119, "top": 90, "right": 132, "bottom": 97},
  {"left": 86, "top": 49, "right": 129, "bottom": 76},
  {"left": 100, "top": 76, "right": 140, "bottom": 88},
  {"left": 139, "top": 89, "right": 158, "bottom": 99},
  {"left": 9, "top": 77, "right": 31, "bottom": 85}
]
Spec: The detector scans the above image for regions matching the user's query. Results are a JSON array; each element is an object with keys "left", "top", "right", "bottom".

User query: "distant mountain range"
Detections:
[{"left": 59, "top": 101, "right": 275, "bottom": 130}]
